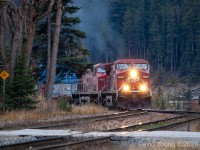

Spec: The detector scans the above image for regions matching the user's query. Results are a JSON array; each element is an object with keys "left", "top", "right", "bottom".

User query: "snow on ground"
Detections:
[
  {"left": 1, "top": 129, "right": 200, "bottom": 148},
  {"left": 1, "top": 129, "right": 200, "bottom": 139}
]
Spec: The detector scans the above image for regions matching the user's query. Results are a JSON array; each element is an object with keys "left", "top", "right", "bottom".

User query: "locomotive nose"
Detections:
[
  {"left": 130, "top": 69, "right": 138, "bottom": 78},
  {"left": 123, "top": 84, "right": 130, "bottom": 92},
  {"left": 139, "top": 84, "right": 148, "bottom": 92}
]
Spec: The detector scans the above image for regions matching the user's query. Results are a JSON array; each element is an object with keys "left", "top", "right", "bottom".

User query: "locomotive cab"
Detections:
[{"left": 104, "top": 59, "right": 151, "bottom": 109}]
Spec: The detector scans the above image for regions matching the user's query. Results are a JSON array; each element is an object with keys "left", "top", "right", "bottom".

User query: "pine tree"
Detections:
[
  {"left": 179, "top": 2, "right": 194, "bottom": 76},
  {"left": 122, "top": 7, "right": 134, "bottom": 57},
  {"left": 165, "top": 2, "right": 177, "bottom": 72},
  {"left": 33, "top": 0, "right": 89, "bottom": 83},
  {"left": 110, "top": 0, "right": 127, "bottom": 34},
  {"left": 57, "top": 0, "right": 89, "bottom": 78},
  {"left": 5, "top": 50, "right": 37, "bottom": 110},
  {"left": 109, "top": 0, "right": 200, "bottom": 80}
]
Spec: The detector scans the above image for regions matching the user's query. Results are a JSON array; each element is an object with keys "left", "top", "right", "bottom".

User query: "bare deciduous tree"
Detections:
[{"left": 0, "top": 0, "right": 54, "bottom": 80}]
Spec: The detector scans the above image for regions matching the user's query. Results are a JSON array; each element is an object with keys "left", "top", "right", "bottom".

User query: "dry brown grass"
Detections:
[
  {"left": 0, "top": 96, "right": 108, "bottom": 125},
  {"left": 35, "top": 95, "right": 58, "bottom": 113},
  {"left": 71, "top": 104, "right": 107, "bottom": 115},
  {"left": 0, "top": 110, "right": 47, "bottom": 124},
  {"left": 191, "top": 105, "right": 200, "bottom": 111}
]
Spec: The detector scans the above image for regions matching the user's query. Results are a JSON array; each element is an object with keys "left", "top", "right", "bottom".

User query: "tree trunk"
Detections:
[
  {"left": 45, "top": 0, "right": 62, "bottom": 99},
  {"left": 175, "top": 4, "right": 180, "bottom": 71},
  {"left": 10, "top": 17, "right": 23, "bottom": 80},
  {"left": 170, "top": 40, "right": 173, "bottom": 72},
  {"left": 25, "top": 20, "right": 36, "bottom": 67},
  {"left": 25, "top": 0, "right": 54, "bottom": 67},
  {"left": 9, "top": 1, "right": 28, "bottom": 80},
  {"left": 44, "top": 14, "right": 52, "bottom": 98},
  {"left": 0, "top": 7, "right": 8, "bottom": 69}
]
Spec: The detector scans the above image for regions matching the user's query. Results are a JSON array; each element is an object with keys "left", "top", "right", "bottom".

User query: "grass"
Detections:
[
  {"left": 0, "top": 96, "right": 108, "bottom": 126},
  {"left": 72, "top": 104, "right": 107, "bottom": 115}
]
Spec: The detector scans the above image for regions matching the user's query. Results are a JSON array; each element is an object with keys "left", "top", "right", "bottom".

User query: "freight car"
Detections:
[{"left": 72, "top": 59, "right": 151, "bottom": 109}]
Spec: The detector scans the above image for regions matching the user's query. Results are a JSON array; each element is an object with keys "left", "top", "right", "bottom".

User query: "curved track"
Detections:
[
  {"left": 145, "top": 116, "right": 200, "bottom": 131},
  {"left": 0, "top": 136, "right": 112, "bottom": 150},
  {"left": 32, "top": 110, "right": 146, "bottom": 129},
  {"left": 1, "top": 110, "right": 200, "bottom": 150},
  {"left": 105, "top": 114, "right": 188, "bottom": 132}
]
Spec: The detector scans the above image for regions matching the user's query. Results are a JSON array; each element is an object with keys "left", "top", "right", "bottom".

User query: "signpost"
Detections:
[
  {"left": 0, "top": 70, "right": 9, "bottom": 112},
  {"left": 0, "top": 70, "right": 9, "bottom": 80}
]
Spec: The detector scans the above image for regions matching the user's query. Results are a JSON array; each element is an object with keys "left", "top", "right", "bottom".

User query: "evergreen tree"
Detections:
[
  {"left": 110, "top": 0, "right": 127, "bottom": 34},
  {"left": 109, "top": 0, "right": 200, "bottom": 80},
  {"left": 5, "top": 50, "right": 37, "bottom": 110},
  {"left": 165, "top": 2, "right": 177, "bottom": 72},
  {"left": 33, "top": 0, "right": 89, "bottom": 82},
  {"left": 122, "top": 7, "right": 134, "bottom": 57},
  {"left": 57, "top": 0, "right": 89, "bottom": 77}
]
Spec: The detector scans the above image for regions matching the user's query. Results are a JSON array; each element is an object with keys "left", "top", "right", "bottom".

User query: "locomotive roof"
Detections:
[
  {"left": 114, "top": 59, "right": 149, "bottom": 64},
  {"left": 93, "top": 63, "right": 113, "bottom": 68}
]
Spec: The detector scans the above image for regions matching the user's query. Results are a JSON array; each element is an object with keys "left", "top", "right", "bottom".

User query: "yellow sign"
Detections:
[{"left": 0, "top": 70, "right": 9, "bottom": 80}]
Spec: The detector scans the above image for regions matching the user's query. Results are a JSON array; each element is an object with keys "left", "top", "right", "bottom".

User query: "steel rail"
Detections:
[
  {"left": 141, "top": 109, "right": 200, "bottom": 115},
  {"left": 144, "top": 116, "right": 200, "bottom": 131},
  {"left": 0, "top": 136, "right": 112, "bottom": 150},
  {"left": 105, "top": 114, "right": 188, "bottom": 132},
  {"left": 0, "top": 110, "right": 142, "bottom": 130},
  {"left": 31, "top": 111, "right": 146, "bottom": 129},
  {"left": 0, "top": 136, "right": 68, "bottom": 150},
  {"left": 33, "top": 136, "right": 112, "bottom": 150}
]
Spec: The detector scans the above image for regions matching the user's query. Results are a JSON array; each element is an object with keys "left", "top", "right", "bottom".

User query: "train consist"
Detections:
[{"left": 72, "top": 59, "right": 151, "bottom": 109}]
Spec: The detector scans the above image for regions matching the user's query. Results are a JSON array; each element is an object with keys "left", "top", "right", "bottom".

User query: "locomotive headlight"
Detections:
[
  {"left": 130, "top": 69, "right": 138, "bottom": 78},
  {"left": 139, "top": 84, "right": 147, "bottom": 92},
  {"left": 123, "top": 85, "right": 130, "bottom": 91}
]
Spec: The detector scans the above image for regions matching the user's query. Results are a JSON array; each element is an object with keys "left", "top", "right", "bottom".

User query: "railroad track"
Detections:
[
  {"left": 32, "top": 110, "right": 146, "bottom": 129},
  {"left": 1, "top": 110, "right": 200, "bottom": 150},
  {"left": 0, "top": 136, "right": 112, "bottom": 150},
  {"left": 33, "top": 136, "right": 112, "bottom": 150},
  {"left": 105, "top": 114, "right": 189, "bottom": 132},
  {"left": 35, "top": 109, "right": 200, "bottom": 130},
  {"left": 144, "top": 116, "right": 200, "bottom": 131},
  {"left": 2, "top": 115, "right": 200, "bottom": 150},
  {"left": 0, "top": 136, "right": 68, "bottom": 150},
  {"left": 140, "top": 109, "right": 200, "bottom": 115},
  {"left": 0, "top": 110, "right": 144, "bottom": 130}
]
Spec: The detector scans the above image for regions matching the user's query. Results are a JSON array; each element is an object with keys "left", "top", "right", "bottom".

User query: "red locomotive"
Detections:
[{"left": 72, "top": 59, "right": 151, "bottom": 109}]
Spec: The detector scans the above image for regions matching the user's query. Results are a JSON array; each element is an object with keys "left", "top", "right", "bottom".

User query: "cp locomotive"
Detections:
[{"left": 72, "top": 59, "right": 151, "bottom": 109}]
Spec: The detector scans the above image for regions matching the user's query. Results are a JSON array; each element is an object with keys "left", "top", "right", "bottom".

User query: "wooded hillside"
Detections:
[{"left": 110, "top": 0, "right": 200, "bottom": 80}]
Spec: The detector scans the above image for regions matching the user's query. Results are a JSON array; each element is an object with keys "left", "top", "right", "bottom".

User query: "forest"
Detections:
[
  {"left": 74, "top": 0, "right": 200, "bottom": 79},
  {"left": 0, "top": 0, "right": 200, "bottom": 111},
  {"left": 109, "top": 0, "right": 200, "bottom": 79}
]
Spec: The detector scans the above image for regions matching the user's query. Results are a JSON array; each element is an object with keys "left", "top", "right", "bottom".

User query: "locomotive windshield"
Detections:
[
  {"left": 133, "top": 64, "right": 148, "bottom": 70},
  {"left": 97, "top": 67, "right": 105, "bottom": 73},
  {"left": 116, "top": 63, "right": 148, "bottom": 70},
  {"left": 117, "top": 64, "right": 131, "bottom": 70}
]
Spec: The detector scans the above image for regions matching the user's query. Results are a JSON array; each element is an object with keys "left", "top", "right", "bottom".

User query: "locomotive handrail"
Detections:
[
  {"left": 99, "top": 83, "right": 108, "bottom": 93},
  {"left": 117, "top": 78, "right": 129, "bottom": 93},
  {"left": 98, "top": 81, "right": 108, "bottom": 99}
]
